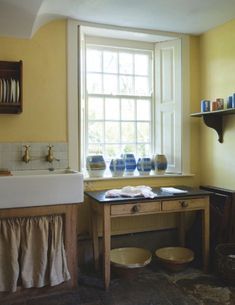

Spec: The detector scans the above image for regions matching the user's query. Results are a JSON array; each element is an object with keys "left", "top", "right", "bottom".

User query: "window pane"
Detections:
[
  {"left": 137, "top": 122, "right": 150, "bottom": 142},
  {"left": 105, "top": 98, "right": 120, "bottom": 120},
  {"left": 135, "top": 54, "right": 149, "bottom": 75},
  {"left": 103, "top": 51, "right": 117, "bottom": 73},
  {"left": 137, "top": 144, "right": 151, "bottom": 157},
  {"left": 119, "top": 53, "right": 133, "bottom": 74},
  {"left": 87, "top": 73, "right": 102, "bottom": 93},
  {"left": 88, "top": 97, "right": 103, "bottom": 120},
  {"left": 137, "top": 99, "right": 151, "bottom": 121},
  {"left": 85, "top": 45, "right": 154, "bottom": 172},
  {"left": 105, "top": 122, "right": 120, "bottom": 143},
  {"left": 121, "top": 144, "right": 136, "bottom": 154},
  {"left": 121, "top": 122, "right": 135, "bottom": 143},
  {"left": 86, "top": 49, "right": 102, "bottom": 72},
  {"left": 135, "top": 76, "right": 150, "bottom": 95},
  {"left": 120, "top": 75, "right": 134, "bottom": 94},
  {"left": 88, "top": 122, "right": 103, "bottom": 143},
  {"left": 88, "top": 144, "right": 104, "bottom": 155},
  {"left": 103, "top": 74, "right": 118, "bottom": 94},
  {"left": 121, "top": 99, "right": 135, "bottom": 120},
  {"left": 105, "top": 144, "right": 120, "bottom": 159}
]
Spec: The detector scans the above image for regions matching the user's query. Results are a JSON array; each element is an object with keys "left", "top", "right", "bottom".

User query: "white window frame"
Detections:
[
  {"left": 85, "top": 39, "right": 154, "bottom": 161},
  {"left": 67, "top": 20, "right": 190, "bottom": 176}
]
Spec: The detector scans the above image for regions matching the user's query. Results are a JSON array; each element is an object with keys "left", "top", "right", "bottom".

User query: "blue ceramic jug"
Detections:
[
  {"left": 109, "top": 158, "right": 125, "bottom": 177},
  {"left": 121, "top": 153, "right": 136, "bottom": 175},
  {"left": 137, "top": 157, "right": 152, "bottom": 175}
]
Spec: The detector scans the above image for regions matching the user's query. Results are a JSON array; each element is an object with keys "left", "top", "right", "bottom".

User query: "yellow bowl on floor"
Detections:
[
  {"left": 155, "top": 247, "right": 194, "bottom": 272},
  {"left": 111, "top": 247, "right": 152, "bottom": 269}
]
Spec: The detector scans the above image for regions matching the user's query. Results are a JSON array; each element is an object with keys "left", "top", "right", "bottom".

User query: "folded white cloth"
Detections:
[
  {"left": 105, "top": 185, "right": 157, "bottom": 199},
  {"left": 160, "top": 187, "right": 188, "bottom": 194}
]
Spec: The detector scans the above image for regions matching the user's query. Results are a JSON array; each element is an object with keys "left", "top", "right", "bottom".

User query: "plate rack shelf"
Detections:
[
  {"left": 0, "top": 60, "right": 23, "bottom": 114},
  {"left": 190, "top": 108, "right": 235, "bottom": 143}
]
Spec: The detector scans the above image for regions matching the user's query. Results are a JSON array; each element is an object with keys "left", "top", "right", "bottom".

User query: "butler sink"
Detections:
[{"left": 0, "top": 169, "right": 84, "bottom": 209}]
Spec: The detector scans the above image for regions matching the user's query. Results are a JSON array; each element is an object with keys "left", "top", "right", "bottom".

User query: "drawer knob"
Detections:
[
  {"left": 132, "top": 205, "right": 140, "bottom": 213},
  {"left": 180, "top": 201, "right": 188, "bottom": 208}
]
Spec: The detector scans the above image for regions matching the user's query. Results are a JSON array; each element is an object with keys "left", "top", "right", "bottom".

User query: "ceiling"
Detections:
[{"left": 0, "top": 0, "right": 235, "bottom": 38}]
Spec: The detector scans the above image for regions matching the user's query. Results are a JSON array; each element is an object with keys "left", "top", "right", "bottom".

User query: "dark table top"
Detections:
[{"left": 85, "top": 186, "right": 212, "bottom": 204}]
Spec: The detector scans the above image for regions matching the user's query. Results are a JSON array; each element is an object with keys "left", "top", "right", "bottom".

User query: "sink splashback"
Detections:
[
  {"left": 0, "top": 142, "right": 68, "bottom": 171},
  {"left": 0, "top": 169, "right": 84, "bottom": 209}
]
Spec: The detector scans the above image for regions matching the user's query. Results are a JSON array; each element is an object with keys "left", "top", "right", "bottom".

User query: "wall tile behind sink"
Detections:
[{"left": 0, "top": 142, "right": 68, "bottom": 171}]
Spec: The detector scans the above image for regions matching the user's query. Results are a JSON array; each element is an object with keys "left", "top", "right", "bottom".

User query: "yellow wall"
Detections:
[
  {"left": 200, "top": 20, "right": 235, "bottom": 189},
  {"left": 0, "top": 20, "right": 67, "bottom": 142}
]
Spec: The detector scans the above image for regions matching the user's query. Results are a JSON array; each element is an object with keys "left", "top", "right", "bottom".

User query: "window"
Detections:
[
  {"left": 85, "top": 44, "right": 153, "bottom": 159},
  {"left": 67, "top": 22, "right": 189, "bottom": 175}
]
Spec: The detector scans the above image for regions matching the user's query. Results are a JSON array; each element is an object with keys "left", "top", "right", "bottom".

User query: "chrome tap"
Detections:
[{"left": 22, "top": 145, "right": 30, "bottom": 163}]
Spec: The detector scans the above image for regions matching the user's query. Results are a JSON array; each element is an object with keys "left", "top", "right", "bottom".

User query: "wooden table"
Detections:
[{"left": 85, "top": 187, "right": 211, "bottom": 290}]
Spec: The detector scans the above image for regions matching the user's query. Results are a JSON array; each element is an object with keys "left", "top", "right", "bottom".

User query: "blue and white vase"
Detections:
[
  {"left": 86, "top": 155, "right": 106, "bottom": 177},
  {"left": 121, "top": 153, "right": 136, "bottom": 175},
  {"left": 153, "top": 154, "right": 167, "bottom": 174},
  {"left": 137, "top": 157, "right": 152, "bottom": 175},
  {"left": 109, "top": 158, "right": 125, "bottom": 177}
]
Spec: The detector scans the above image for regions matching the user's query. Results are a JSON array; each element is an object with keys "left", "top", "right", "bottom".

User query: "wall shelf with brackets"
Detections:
[
  {"left": 190, "top": 108, "right": 235, "bottom": 143},
  {"left": 0, "top": 60, "right": 23, "bottom": 114}
]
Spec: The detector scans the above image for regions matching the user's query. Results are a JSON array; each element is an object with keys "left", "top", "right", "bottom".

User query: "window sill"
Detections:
[{"left": 84, "top": 172, "right": 195, "bottom": 181}]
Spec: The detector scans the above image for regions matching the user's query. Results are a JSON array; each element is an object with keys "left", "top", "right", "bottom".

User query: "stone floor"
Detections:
[{"left": 0, "top": 266, "right": 234, "bottom": 305}]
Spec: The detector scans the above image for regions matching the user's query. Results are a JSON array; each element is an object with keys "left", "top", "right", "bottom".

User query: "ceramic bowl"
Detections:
[
  {"left": 111, "top": 247, "right": 152, "bottom": 269},
  {"left": 155, "top": 247, "right": 194, "bottom": 272},
  {"left": 111, "top": 247, "right": 152, "bottom": 280}
]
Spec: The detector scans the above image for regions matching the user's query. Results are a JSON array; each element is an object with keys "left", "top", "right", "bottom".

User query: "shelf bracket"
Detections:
[{"left": 203, "top": 114, "right": 223, "bottom": 143}]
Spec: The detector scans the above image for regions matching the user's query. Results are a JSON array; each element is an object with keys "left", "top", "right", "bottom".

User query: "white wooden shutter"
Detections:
[{"left": 155, "top": 39, "right": 182, "bottom": 173}]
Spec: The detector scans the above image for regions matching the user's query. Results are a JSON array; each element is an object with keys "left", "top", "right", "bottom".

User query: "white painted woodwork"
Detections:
[{"left": 155, "top": 39, "right": 182, "bottom": 173}]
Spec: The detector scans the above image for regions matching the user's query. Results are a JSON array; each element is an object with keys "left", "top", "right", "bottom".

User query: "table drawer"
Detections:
[
  {"left": 111, "top": 201, "right": 161, "bottom": 216},
  {"left": 162, "top": 198, "right": 207, "bottom": 211}
]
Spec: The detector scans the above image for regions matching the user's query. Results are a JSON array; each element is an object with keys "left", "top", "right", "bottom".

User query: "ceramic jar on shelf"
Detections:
[
  {"left": 153, "top": 154, "right": 167, "bottom": 174},
  {"left": 86, "top": 155, "right": 106, "bottom": 177},
  {"left": 121, "top": 153, "right": 136, "bottom": 175},
  {"left": 109, "top": 158, "right": 125, "bottom": 177},
  {"left": 137, "top": 157, "right": 152, "bottom": 175}
]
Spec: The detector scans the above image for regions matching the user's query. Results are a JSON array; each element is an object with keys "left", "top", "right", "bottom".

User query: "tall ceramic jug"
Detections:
[
  {"left": 137, "top": 157, "right": 152, "bottom": 175},
  {"left": 109, "top": 158, "right": 125, "bottom": 177},
  {"left": 121, "top": 153, "right": 136, "bottom": 175}
]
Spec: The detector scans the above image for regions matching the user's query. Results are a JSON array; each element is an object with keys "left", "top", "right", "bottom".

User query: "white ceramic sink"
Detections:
[{"left": 0, "top": 169, "right": 84, "bottom": 209}]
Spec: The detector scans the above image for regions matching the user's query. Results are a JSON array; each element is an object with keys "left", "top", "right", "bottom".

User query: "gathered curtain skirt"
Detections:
[{"left": 0, "top": 215, "right": 70, "bottom": 292}]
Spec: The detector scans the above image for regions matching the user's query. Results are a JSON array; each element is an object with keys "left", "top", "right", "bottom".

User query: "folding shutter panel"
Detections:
[{"left": 155, "top": 39, "right": 182, "bottom": 173}]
